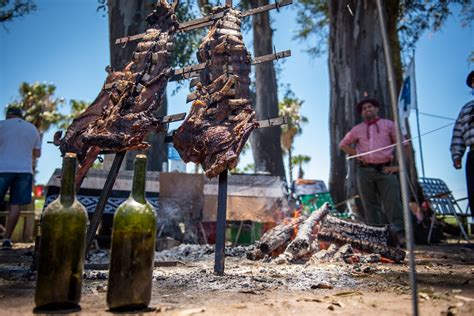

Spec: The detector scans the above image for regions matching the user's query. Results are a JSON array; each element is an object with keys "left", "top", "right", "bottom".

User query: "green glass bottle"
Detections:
[
  {"left": 107, "top": 154, "right": 157, "bottom": 311},
  {"left": 34, "top": 153, "right": 88, "bottom": 311}
]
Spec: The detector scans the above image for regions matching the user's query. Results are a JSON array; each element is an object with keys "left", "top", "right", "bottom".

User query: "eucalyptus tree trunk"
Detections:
[
  {"left": 106, "top": 0, "right": 167, "bottom": 171},
  {"left": 249, "top": 0, "right": 286, "bottom": 179},
  {"left": 328, "top": 0, "right": 415, "bottom": 210}
]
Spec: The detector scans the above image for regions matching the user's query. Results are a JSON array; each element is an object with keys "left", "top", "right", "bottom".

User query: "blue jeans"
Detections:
[
  {"left": 466, "top": 151, "right": 474, "bottom": 217},
  {"left": 0, "top": 173, "right": 33, "bottom": 205},
  {"left": 356, "top": 166, "right": 404, "bottom": 232}
]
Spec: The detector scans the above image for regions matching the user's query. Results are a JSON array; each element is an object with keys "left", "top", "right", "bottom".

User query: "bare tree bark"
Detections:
[
  {"left": 327, "top": 0, "right": 423, "bottom": 213},
  {"left": 107, "top": 0, "right": 167, "bottom": 171},
  {"left": 249, "top": 0, "right": 286, "bottom": 179}
]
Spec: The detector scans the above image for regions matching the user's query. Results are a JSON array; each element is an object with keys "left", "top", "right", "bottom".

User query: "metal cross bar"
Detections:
[
  {"left": 159, "top": 112, "right": 186, "bottom": 123},
  {"left": 170, "top": 50, "right": 291, "bottom": 82},
  {"left": 256, "top": 116, "right": 288, "bottom": 128},
  {"left": 114, "top": 0, "right": 293, "bottom": 45},
  {"left": 85, "top": 151, "right": 125, "bottom": 257},
  {"left": 241, "top": 0, "right": 292, "bottom": 17},
  {"left": 252, "top": 49, "right": 291, "bottom": 65}
]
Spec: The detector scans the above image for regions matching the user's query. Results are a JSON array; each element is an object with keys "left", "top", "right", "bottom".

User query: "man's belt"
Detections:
[{"left": 358, "top": 161, "right": 391, "bottom": 169}]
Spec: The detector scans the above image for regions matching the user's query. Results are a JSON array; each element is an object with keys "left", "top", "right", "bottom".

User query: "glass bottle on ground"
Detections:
[
  {"left": 34, "top": 153, "right": 88, "bottom": 311},
  {"left": 107, "top": 154, "right": 157, "bottom": 311}
]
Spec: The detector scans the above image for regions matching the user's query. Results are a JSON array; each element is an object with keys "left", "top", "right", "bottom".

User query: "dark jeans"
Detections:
[
  {"left": 0, "top": 173, "right": 33, "bottom": 205},
  {"left": 356, "top": 166, "right": 405, "bottom": 232},
  {"left": 466, "top": 151, "right": 474, "bottom": 217}
]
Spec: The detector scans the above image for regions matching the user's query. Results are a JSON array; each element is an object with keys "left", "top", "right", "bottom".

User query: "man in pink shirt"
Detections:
[{"left": 339, "top": 98, "right": 404, "bottom": 241}]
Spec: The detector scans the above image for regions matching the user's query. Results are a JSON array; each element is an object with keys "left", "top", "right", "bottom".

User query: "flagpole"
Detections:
[
  {"left": 415, "top": 107, "right": 426, "bottom": 178},
  {"left": 413, "top": 58, "right": 426, "bottom": 178}
]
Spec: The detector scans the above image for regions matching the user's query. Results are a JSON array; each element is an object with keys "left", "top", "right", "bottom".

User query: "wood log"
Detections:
[
  {"left": 246, "top": 215, "right": 306, "bottom": 260},
  {"left": 317, "top": 229, "right": 406, "bottom": 262},
  {"left": 322, "top": 215, "right": 390, "bottom": 245},
  {"left": 246, "top": 246, "right": 264, "bottom": 261},
  {"left": 284, "top": 203, "right": 331, "bottom": 260}
]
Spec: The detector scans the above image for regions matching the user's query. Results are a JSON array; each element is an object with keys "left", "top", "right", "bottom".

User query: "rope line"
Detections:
[
  {"left": 418, "top": 112, "right": 456, "bottom": 121},
  {"left": 346, "top": 121, "right": 455, "bottom": 160}
]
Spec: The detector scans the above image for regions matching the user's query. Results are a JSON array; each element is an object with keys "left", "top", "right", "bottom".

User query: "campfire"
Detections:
[{"left": 246, "top": 203, "right": 406, "bottom": 264}]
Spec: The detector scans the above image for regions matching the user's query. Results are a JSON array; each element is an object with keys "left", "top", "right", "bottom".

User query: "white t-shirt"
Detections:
[{"left": 0, "top": 118, "right": 41, "bottom": 174}]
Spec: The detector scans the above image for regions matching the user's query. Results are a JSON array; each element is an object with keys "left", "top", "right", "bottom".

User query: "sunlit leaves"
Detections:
[
  {"left": 0, "top": 0, "right": 36, "bottom": 23},
  {"left": 294, "top": 0, "right": 473, "bottom": 60},
  {"left": 291, "top": 154, "right": 311, "bottom": 179},
  {"left": 6, "top": 82, "right": 65, "bottom": 134}
]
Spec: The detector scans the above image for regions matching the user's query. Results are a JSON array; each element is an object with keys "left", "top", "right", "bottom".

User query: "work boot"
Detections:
[
  {"left": 1, "top": 239, "right": 12, "bottom": 250},
  {"left": 388, "top": 228, "right": 406, "bottom": 248},
  {"left": 396, "top": 233, "right": 406, "bottom": 249}
]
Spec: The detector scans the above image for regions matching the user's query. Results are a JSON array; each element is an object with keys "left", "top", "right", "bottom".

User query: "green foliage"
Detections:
[
  {"left": 293, "top": 0, "right": 328, "bottom": 57},
  {"left": 91, "top": 161, "right": 103, "bottom": 170},
  {"left": 0, "top": 0, "right": 36, "bottom": 23},
  {"left": 294, "top": 0, "right": 473, "bottom": 59},
  {"left": 291, "top": 154, "right": 311, "bottom": 179},
  {"left": 291, "top": 154, "right": 311, "bottom": 165},
  {"left": 5, "top": 82, "right": 90, "bottom": 133},
  {"left": 231, "top": 163, "right": 254, "bottom": 174},
  {"left": 172, "top": 0, "right": 205, "bottom": 69},
  {"left": 6, "top": 82, "right": 66, "bottom": 134},
  {"left": 397, "top": 0, "right": 472, "bottom": 57},
  {"left": 59, "top": 99, "right": 90, "bottom": 129}
]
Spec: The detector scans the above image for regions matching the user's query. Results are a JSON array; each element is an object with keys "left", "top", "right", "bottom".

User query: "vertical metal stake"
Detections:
[
  {"left": 85, "top": 151, "right": 126, "bottom": 257},
  {"left": 214, "top": 169, "right": 228, "bottom": 275},
  {"left": 376, "top": 1, "right": 419, "bottom": 315}
]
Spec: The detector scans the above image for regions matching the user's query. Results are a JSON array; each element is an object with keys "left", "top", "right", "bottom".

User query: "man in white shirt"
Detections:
[{"left": 0, "top": 107, "right": 41, "bottom": 249}]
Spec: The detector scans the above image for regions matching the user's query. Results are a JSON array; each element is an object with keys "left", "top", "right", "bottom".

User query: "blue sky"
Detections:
[{"left": 0, "top": 0, "right": 472, "bottom": 207}]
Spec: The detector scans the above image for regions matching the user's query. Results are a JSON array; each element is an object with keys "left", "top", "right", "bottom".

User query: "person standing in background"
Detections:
[
  {"left": 339, "top": 98, "right": 405, "bottom": 246},
  {"left": 450, "top": 71, "right": 474, "bottom": 217},
  {"left": 0, "top": 107, "right": 41, "bottom": 249}
]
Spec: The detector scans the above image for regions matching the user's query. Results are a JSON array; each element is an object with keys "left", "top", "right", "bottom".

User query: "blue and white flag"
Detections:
[{"left": 398, "top": 58, "right": 417, "bottom": 135}]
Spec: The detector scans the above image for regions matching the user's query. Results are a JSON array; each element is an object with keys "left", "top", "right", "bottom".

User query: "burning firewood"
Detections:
[
  {"left": 283, "top": 203, "right": 331, "bottom": 261},
  {"left": 173, "top": 7, "right": 257, "bottom": 178},
  {"left": 317, "top": 229, "right": 406, "bottom": 262},
  {"left": 247, "top": 203, "right": 405, "bottom": 263},
  {"left": 246, "top": 216, "right": 306, "bottom": 261},
  {"left": 322, "top": 215, "right": 390, "bottom": 246},
  {"left": 55, "top": 0, "right": 179, "bottom": 184}
]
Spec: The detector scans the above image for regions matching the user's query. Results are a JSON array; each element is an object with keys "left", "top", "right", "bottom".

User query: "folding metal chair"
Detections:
[
  {"left": 293, "top": 179, "right": 353, "bottom": 218},
  {"left": 419, "top": 177, "right": 470, "bottom": 243}
]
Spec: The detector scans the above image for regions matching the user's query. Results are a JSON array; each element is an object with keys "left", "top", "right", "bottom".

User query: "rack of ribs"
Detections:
[
  {"left": 54, "top": 0, "right": 179, "bottom": 181},
  {"left": 172, "top": 6, "right": 257, "bottom": 178}
]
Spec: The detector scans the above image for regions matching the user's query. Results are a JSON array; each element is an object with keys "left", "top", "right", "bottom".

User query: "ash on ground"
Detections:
[
  {"left": 154, "top": 256, "right": 358, "bottom": 293},
  {"left": 154, "top": 244, "right": 249, "bottom": 262},
  {"left": 1, "top": 244, "right": 360, "bottom": 294}
]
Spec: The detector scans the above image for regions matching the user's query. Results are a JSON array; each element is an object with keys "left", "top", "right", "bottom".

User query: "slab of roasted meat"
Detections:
[
  {"left": 173, "top": 7, "right": 257, "bottom": 178},
  {"left": 54, "top": 0, "right": 179, "bottom": 182}
]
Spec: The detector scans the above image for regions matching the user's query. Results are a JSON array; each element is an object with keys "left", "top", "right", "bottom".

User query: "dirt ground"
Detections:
[{"left": 0, "top": 242, "right": 473, "bottom": 315}]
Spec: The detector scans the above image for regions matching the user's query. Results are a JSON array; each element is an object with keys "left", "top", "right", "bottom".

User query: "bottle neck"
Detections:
[
  {"left": 131, "top": 157, "right": 147, "bottom": 204},
  {"left": 60, "top": 155, "right": 76, "bottom": 207}
]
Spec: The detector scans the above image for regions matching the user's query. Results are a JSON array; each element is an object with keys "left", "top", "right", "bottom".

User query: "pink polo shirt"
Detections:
[{"left": 339, "top": 118, "right": 396, "bottom": 164}]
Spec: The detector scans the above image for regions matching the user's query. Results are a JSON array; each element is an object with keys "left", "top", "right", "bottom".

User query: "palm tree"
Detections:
[
  {"left": 7, "top": 82, "right": 66, "bottom": 140},
  {"left": 279, "top": 91, "right": 307, "bottom": 185},
  {"left": 291, "top": 155, "right": 311, "bottom": 179}
]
